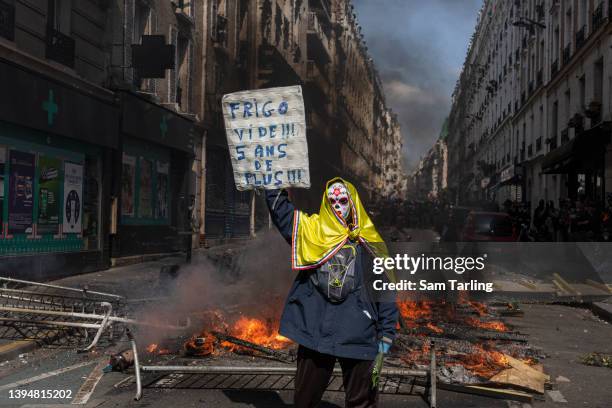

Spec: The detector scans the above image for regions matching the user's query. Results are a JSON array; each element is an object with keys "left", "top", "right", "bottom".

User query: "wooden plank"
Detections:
[
  {"left": 518, "top": 278, "right": 538, "bottom": 290},
  {"left": 435, "top": 382, "right": 533, "bottom": 402},
  {"left": 585, "top": 279, "right": 612, "bottom": 294},
  {"left": 552, "top": 273, "right": 581, "bottom": 296},
  {"left": 487, "top": 355, "right": 549, "bottom": 394}
]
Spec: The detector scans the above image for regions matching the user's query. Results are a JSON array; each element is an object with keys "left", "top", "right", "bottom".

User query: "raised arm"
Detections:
[{"left": 265, "top": 189, "right": 296, "bottom": 244}]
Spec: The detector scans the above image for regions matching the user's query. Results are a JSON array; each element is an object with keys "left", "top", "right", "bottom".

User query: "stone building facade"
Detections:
[
  {"left": 411, "top": 122, "right": 448, "bottom": 201},
  {"left": 0, "top": 0, "right": 403, "bottom": 278},
  {"left": 0, "top": 0, "right": 203, "bottom": 278},
  {"left": 199, "top": 0, "right": 405, "bottom": 243},
  {"left": 447, "top": 0, "right": 612, "bottom": 216}
]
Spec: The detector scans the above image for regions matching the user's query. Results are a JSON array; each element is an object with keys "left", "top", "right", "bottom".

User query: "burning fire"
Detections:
[
  {"left": 457, "top": 344, "right": 510, "bottom": 378},
  {"left": 426, "top": 322, "right": 443, "bottom": 334},
  {"left": 465, "top": 317, "right": 508, "bottom": 332},
  {"left": 221, "top": 316, "right": 290, "bottom": 350},
  {"left": 183, "top": 310, "right": 291, "bottom": 356},
  {"left": 146, "top": 343, "right": 171, "bottom": 355},
  {"left": 468, "top": 301, "right": 488, "bottom": 316},
  {"left": 397, "top": 300, "right": 433, "bottom": 327}
]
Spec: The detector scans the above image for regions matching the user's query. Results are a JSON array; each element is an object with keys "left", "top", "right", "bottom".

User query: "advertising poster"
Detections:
[
  {"left": 38, "top": 155, "right": 61, "bottom": 230},
  {"left": 121, "top": 154, "right": 136, "bottom": 216},
  {"left": 63, "top": 162, "right": 83, "bottom": 234},
  {"left": 156, "top": 161, "right": 169, "bottom": 219},
  {"left": 222, "top": 85, "right": 310, "bottom": 190},
  {"left": 8, "top": 150, "right": 35, "bottom": 235},
  {"left": 139, "top": 157, "right": 153, "bottom": 218}
]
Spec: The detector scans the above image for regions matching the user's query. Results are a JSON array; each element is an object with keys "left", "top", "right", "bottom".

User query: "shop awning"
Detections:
[{"left": 542, "top": 123, "right": 611, "bottom": 174}]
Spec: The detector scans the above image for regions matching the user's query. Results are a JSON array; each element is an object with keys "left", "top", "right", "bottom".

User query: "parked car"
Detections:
[{"left": 461, "top": 211, "right": 517, "bottom": 242}]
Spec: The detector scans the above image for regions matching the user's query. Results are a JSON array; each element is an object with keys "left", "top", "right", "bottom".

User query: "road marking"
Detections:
[
  {"left": 71, "top": 360, "right": 107, "bottom": 405},
  {"left": 0, "top": 360, "right": 96, "bottom": 391}
]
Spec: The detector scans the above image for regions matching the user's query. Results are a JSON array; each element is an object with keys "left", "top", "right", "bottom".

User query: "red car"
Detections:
[{"left": 461, "top": 211, "right": 517, "bottom": 242}]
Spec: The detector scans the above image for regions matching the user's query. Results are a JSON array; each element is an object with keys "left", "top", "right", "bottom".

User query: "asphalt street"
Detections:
[{"left": 0, "top": 231, "right": 610, "bottom": 408}]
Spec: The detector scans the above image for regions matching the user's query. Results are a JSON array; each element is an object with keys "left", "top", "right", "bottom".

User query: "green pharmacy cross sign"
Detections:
[{"left": 42, "top": 90, "right": 59, "bottom": 126}]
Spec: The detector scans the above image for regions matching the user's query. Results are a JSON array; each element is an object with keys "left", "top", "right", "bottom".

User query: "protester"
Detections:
[{"left": 266, "top": 178, "right": 398, "bottom": 408}]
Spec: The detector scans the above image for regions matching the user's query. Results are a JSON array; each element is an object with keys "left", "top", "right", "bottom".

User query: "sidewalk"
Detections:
[{"left": 52, "top": 254, "right": 187, "bottom": 299}]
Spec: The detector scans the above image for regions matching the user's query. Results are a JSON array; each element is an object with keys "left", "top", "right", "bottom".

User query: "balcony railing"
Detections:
[
  {"left": 575, "top": 25, "right": 586, "bottom": 50},
  {"left": 562, "top": 44, "right": 571, "bottom": 65},
  {"left": 592, "top": 2, "right": 605, "bottom": 32},
  {"left": 45, "top": 27, "right": 75, "bottom": 68},
  {"left": 0, "top": 0, "right": 15, "bottom": 41},
  {"left": 307, "top": 12, "right": 331, "bottom": 63}
]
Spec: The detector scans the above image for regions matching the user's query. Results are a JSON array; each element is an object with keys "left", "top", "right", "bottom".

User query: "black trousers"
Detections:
[{"left": 294, "top": 345, "right": 378, "bottom": 408}]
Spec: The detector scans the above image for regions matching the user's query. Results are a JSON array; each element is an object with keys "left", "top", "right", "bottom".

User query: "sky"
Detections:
[{"left": 352, "top": 0, "right": 483, "bottom": 171}]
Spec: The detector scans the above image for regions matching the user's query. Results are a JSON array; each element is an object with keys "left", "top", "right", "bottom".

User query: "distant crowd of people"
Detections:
[
  {"left": 370, "top": 193, "right": 612, "bottom": 242},
  {"left": 527, "top": 196, "right": 612, "bottom": 242}
]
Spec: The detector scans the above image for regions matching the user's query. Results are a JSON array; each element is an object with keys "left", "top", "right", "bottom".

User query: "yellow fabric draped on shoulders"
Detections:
[{"left": 291, "top": 177, "right": 387, "bottom": 270}]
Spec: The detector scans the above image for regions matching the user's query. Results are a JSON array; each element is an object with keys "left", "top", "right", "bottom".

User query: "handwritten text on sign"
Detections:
[{"left": 222, "top": 86, "right": 310, "bottom": 190}]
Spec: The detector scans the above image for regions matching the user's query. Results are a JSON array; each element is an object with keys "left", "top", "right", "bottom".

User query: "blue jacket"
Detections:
[{"left": 266, "top": 189, "right": 398, "bottom": 360}]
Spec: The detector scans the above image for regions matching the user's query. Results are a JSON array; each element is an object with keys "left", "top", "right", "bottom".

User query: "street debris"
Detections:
[
  {"left": 580, "top": 352, "right": 612, "bottom": 368},
  {"left": 106, "top": 349, "right": 135, "bottom": 372}
]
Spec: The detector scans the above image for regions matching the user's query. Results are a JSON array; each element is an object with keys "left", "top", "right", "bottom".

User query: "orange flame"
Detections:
[
  {"left": 146, "top": 343, "right": 171, "bottom": 355},
  {"left": 457, "top": 344, "right": 510, "bottom": 378},
  {"left": 466, "top": 317, "right": 508, "bottom": 332},
  {"left": 426, "top": 322, "right": 443, "bottom": 334},
  {"left": 223, "top": 316, "right": 290, "bottom": 350}
]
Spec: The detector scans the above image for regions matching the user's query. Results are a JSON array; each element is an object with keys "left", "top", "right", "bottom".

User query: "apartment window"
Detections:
[
  {"left": 579, "top": 75, "right": 586, "bottom": 111},
  {"left": 47, "top": 0, "right": 71, "bottom": 35},
  {"left": 46, "top": 0, "right": 74, "bottom": 68},
  {"left": 133, "top": 1, "right": 151, "bottom": 90},
  {"left": 564, "top": 2, "right": 572, "bottom": 47},
  {"left": 551, "top": 101, "right": 559, "bottom": 149},
  {"left": 0, "top": 1, "right": 15, "bottom": 41},
  {"left": 594, "top": 59, "right": 604, "bottom": 103},
  {"left": 176, "top": 34, "right": 190, "bottom": 111},
  {"left": 578, "top": 0, "right": 587, "bottom": 31},
  {"left": 176, "top": 0, "right": 193, "bottom": 17},
  {"left": 134, "top": 0, "right": 151, "bottom": 44}
]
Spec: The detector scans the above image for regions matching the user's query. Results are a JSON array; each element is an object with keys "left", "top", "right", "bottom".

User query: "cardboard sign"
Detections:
[{"left": 222, "top": 86, "right": 310, "bottom": 190}]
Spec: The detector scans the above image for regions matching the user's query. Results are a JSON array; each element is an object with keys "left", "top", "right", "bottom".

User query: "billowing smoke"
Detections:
[
  {"left": 352, "top": 0, "right": 482, "bottom": 171},
  {"left": 132, "top": 229, "right": 294, "bottom": 345}
]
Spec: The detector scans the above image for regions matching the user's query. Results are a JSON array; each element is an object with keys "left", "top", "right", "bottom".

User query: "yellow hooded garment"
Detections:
[{"left": 291, "top": 177, "right": 387, "bottom": 270}]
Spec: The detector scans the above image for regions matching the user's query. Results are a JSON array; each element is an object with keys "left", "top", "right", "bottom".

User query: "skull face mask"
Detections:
[{"left": 327, "top": 182, "right": 351, "bottom": 220}]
